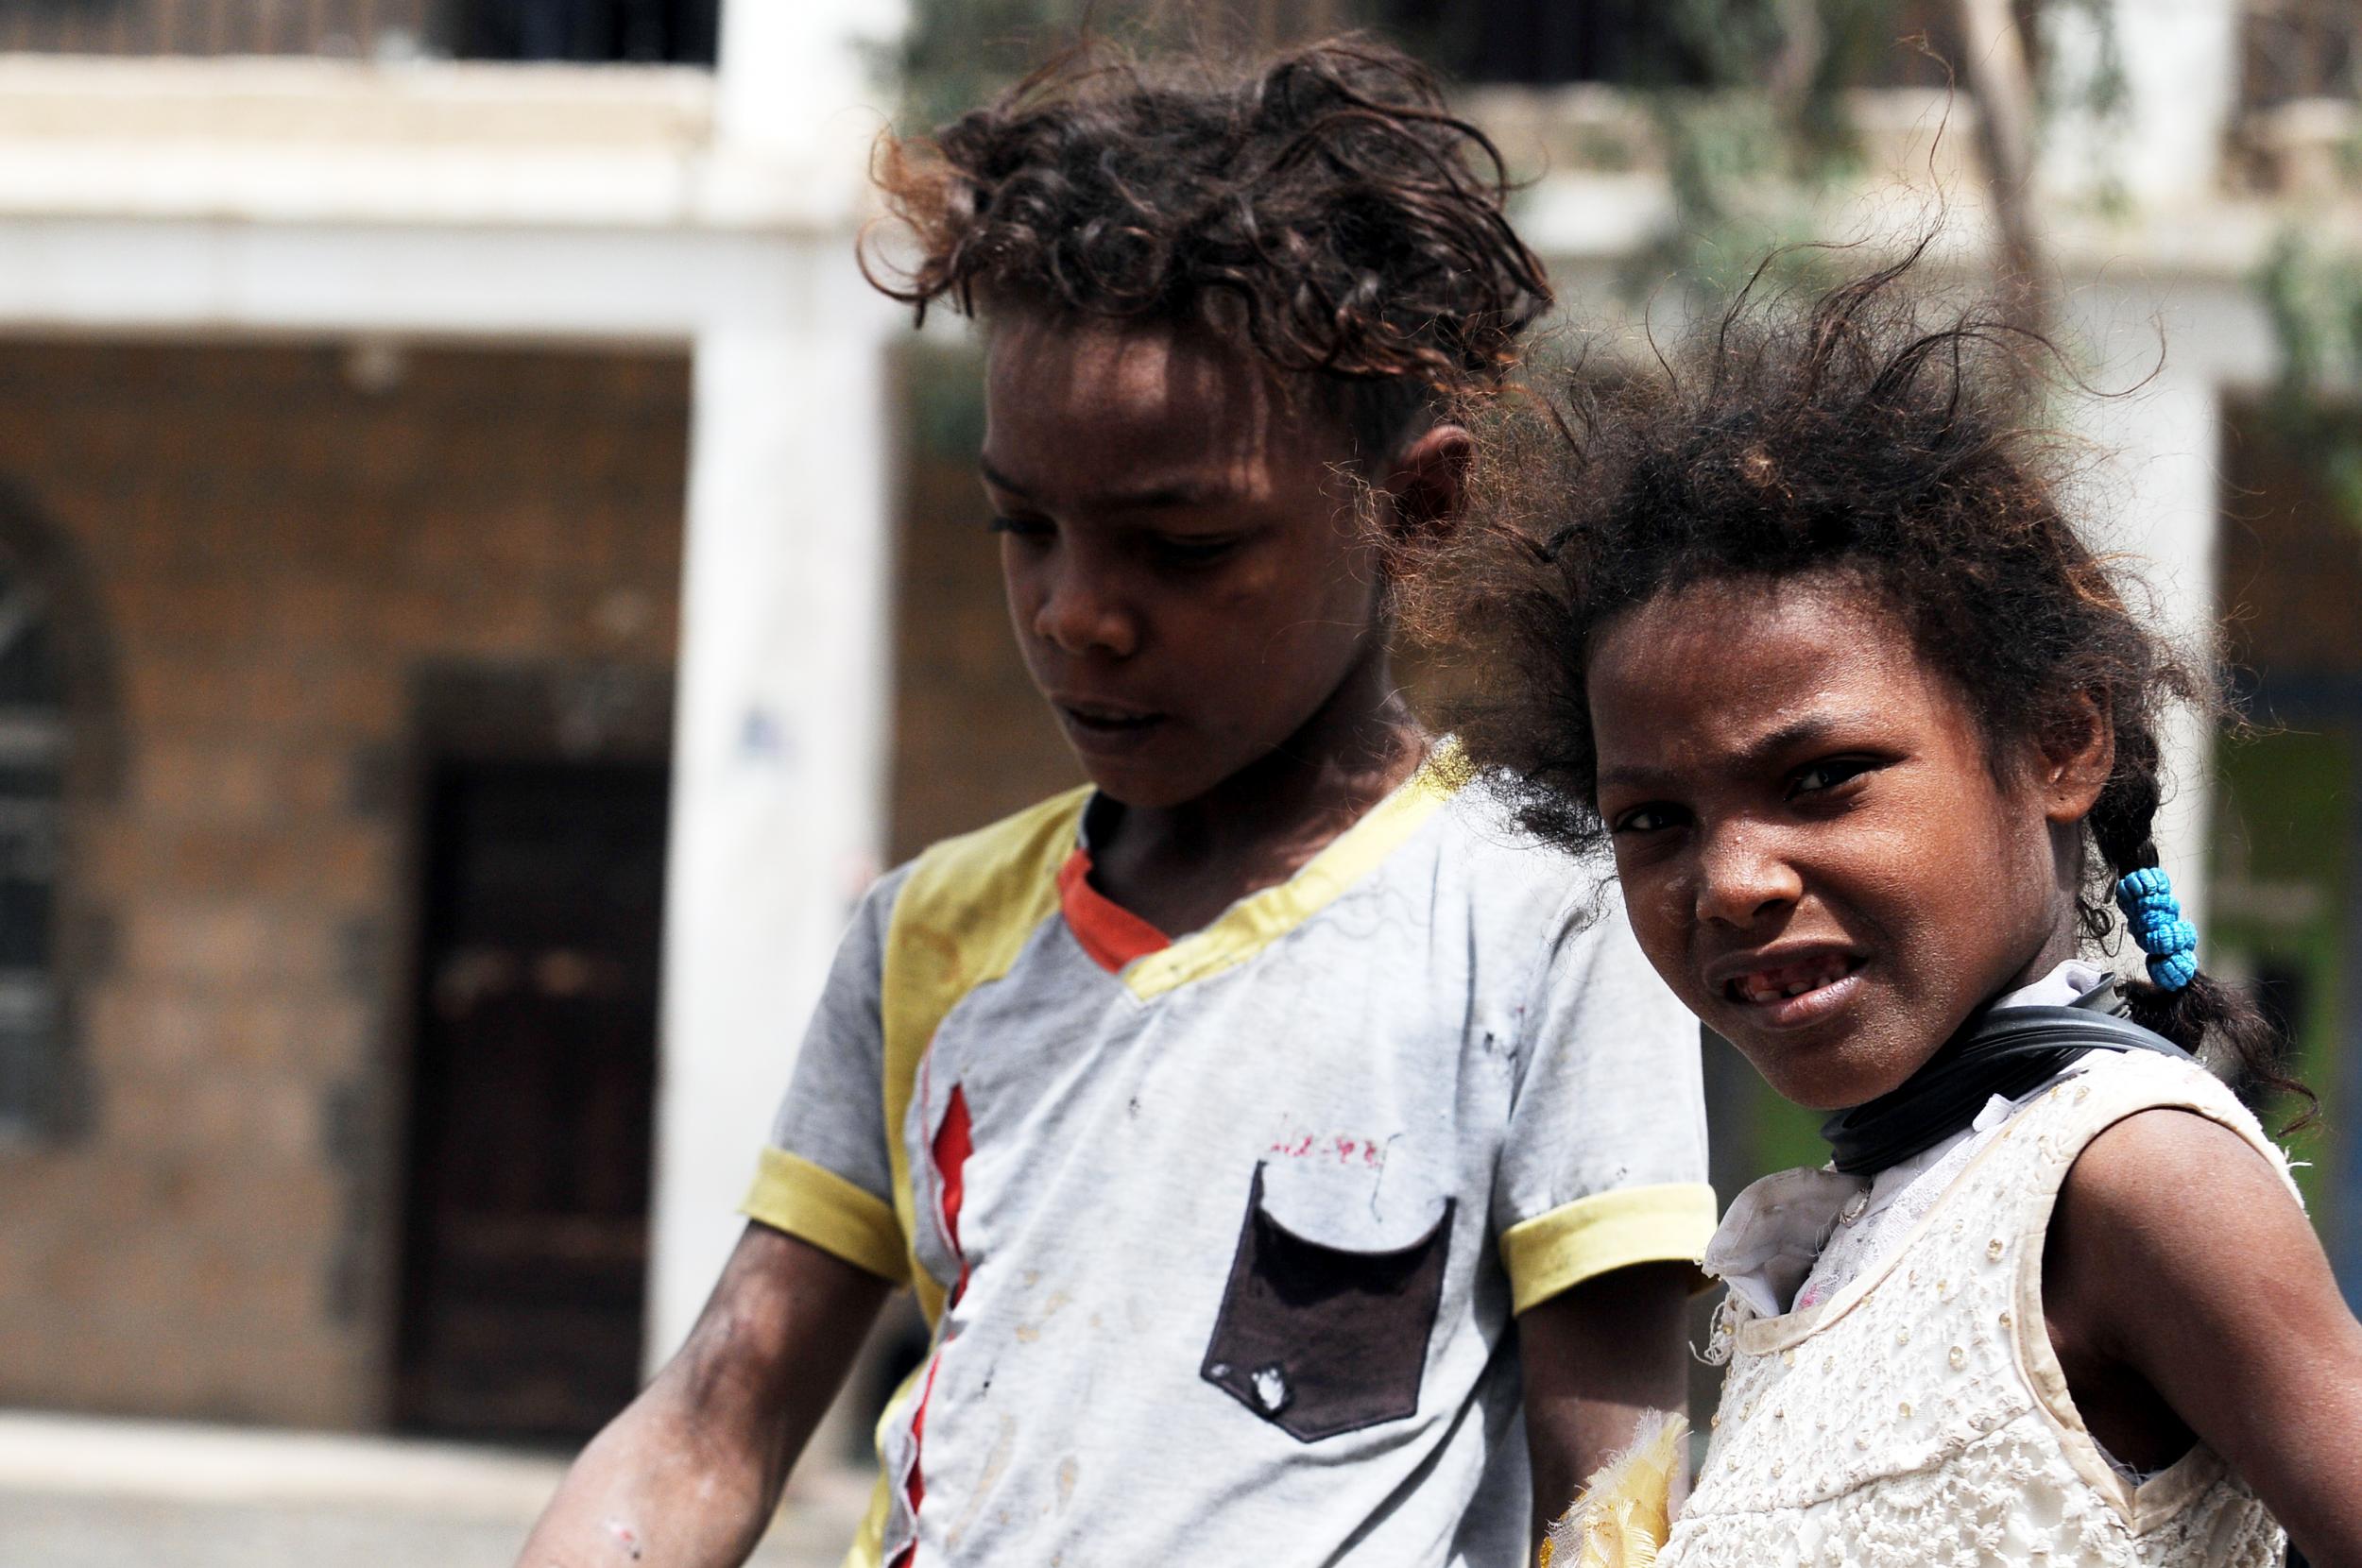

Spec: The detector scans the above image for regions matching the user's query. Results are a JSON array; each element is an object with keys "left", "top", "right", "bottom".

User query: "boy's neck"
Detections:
[{"left": 1085, "top": 651, "right": 1429, "bottom": 938}]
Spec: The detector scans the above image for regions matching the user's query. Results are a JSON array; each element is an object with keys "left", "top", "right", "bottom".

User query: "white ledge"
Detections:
[{"left": 0, "top": 54, "right": 880, "bottom": 231}]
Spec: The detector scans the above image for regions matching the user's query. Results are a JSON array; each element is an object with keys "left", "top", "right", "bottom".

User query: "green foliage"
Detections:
[
  {"left": 2255, "top": 230, "right": 2362, "bottom": 527},
  {"left": 1619, "top": 0, "right": 1893, "bottom": 305},
  {"left": 884, "top": 1, "right": 1284, "bottom": 132},
  {"left": 883, "top": 0, "right": 1091, "bottom": 131},
  {"left": 1619, "top": 0, "right": 2137, "bottom": 308}
]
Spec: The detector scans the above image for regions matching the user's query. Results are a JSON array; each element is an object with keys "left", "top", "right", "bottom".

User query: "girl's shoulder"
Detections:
[{"left": 2000, "top": 1048, "right": 2295, "bottom": 1203}]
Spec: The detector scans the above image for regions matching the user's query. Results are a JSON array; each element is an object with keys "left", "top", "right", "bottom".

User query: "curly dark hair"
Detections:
[
  {"left": 861, "top": 35, "right": 1553, "bottom": 462},
  {"left": 1436, "top": 248, "right": 2304, "bottom": 1109}
]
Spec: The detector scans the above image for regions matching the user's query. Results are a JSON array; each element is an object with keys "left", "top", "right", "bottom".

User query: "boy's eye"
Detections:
[
  {"left": 1151, "top": 533, "right": 1245, "bottom": 567},
  {"left": 988, "top": 514, "right": 1053, "bottom": 542}
]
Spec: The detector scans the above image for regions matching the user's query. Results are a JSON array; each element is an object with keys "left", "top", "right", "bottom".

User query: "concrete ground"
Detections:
[{"left": 0, "top": 1410, "right": 870, "bottom": 1567}]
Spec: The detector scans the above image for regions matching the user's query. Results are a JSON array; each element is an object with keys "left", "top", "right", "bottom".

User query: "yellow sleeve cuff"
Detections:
[
  {"left": 741, "top": 1147, "right": 908, "bottom": 1286},
  {"left": 1500, "top": 1181, "right": 1720, "bottom": 1314}
]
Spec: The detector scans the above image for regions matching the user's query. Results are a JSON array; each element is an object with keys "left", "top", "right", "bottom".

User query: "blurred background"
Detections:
[{"left": 0, "top": 0, "right": 2352, "bottom": 1560}]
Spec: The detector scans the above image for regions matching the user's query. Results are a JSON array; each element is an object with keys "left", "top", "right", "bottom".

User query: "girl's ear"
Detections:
[
  {"left": 1382, "top": 423, "right": 1474, "bottom": 544},
  {"left": 2040, "top": 690, "right": 2115, "bottom": 825}
]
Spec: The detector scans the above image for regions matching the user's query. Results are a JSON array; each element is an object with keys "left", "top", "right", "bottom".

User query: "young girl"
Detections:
[{"left": 1446, "top": 257, "right": 2362, "bottom": 1566}]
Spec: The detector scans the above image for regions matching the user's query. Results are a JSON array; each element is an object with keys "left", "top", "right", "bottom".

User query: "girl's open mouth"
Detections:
[{"left": 1720, "top": 951, "right": 1867, "bottom": 1028}]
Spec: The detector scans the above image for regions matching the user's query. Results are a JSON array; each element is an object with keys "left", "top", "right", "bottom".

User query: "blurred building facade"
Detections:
[
  {"left": 0, "top": 0, "right": 2352, "bottom": 1448},
  {"left": 0, "top": 0, "right": 914, "bottom": 1439}
]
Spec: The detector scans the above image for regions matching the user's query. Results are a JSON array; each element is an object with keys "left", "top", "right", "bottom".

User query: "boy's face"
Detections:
[
  {"left": 1586, "top": 572, "right": 2088, "bottom": 1111},
  {"left": 980, "top": 312, "right": 1392, "bottom": 809}
]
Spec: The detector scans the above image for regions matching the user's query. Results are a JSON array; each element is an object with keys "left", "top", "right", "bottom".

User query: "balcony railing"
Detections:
[
  {"left": 0, "top": 0, "right": 717, "bottom": 63},
  {"left": 2244, "top": 0, "right": 2358, "bottom": 105}
]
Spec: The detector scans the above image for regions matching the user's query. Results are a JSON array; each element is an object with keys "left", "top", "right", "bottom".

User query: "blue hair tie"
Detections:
[{"left": 2114, "top": 867, "right": 2199, "bottom": 993}]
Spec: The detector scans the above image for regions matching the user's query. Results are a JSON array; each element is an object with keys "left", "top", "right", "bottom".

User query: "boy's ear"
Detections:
[
  {"left": 2040, "top": 690, "right": 2115, "bottom": 825},
  {"left": 1380, "top": 423, "right": 1475, "bottom": 543}
]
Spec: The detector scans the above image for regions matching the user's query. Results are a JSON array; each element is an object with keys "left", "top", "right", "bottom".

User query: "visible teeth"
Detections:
[{"left": 1732, "top": 955, "right": 1851, "bottom": 1005}]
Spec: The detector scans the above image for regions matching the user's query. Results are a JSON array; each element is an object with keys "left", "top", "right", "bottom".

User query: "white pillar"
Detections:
[
  {"left": 2041, "top": 0, "right": 2239, "bottom": 210},
  {"left": 649, "top": 249, "right": 901, "bottom": 1364},
  {"left": 2055, "top": 297, "right": 2223, "bottom": 929},
  {"left": 717, "top": 0, "right": 906, "bottom": 156},
  {"left": 644, "top": 0, "right": 910, "bottom": 1371}
]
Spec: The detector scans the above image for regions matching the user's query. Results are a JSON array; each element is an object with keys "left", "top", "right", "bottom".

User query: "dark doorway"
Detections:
[
  {"left": 448, "top": 0, "right": 720, "bottom": 63},
  {"left": 392, "top": 758, "right": 670, "bottom": 1443}
]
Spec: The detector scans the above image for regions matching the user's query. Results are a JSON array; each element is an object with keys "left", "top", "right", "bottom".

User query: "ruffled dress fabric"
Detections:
[{"left": 1667, "top": 968, "right": 2289, "bottom": 1568}]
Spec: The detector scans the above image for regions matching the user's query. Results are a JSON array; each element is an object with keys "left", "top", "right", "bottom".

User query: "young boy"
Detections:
[{"left": 519, "top": 39, "right": 1713, "bottom": 1568}]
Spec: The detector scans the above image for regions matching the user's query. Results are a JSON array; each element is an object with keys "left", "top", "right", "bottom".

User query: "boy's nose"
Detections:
[
  {"left": 1033, "top": 575, "right": 1138, "bottom": 659},
  {"left": 1692, "top": 828, "right": 1804, "bottom": 928}
]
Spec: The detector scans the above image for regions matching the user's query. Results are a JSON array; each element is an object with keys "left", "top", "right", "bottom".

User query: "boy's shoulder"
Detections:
[
  {"left": 1429, "top": 768, "right": 1620, "bottom": 922},
  {"left": 866, "top": 770, "right": 1613, "bottom": 963},
  {"left": 866, "top": 786, "right": 1094, "bottom": 980},
  {"left": 891, "top": 784, "right": 1094, "bottom": 923}
]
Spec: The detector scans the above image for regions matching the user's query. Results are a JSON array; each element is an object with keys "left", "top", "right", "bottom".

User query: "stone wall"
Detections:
[{"left": 0, "top": 339, "right": 688, "bottom": 1428}]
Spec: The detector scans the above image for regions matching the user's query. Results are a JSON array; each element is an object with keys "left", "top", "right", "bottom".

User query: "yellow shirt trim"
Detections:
[
  {"left": 739, "top": 1148, "right": 907, "bottom": 1285},
  {"left": 839, "top": 1355, "right": 929, "bottom": 1567},
  {"left": 841, "top": 1476, "right": 888, "bottom": 1568},
  {"left": 1500, "top": 1181, "right": 1720, "bottom": 1315},
  {"left": 880, "top": 786, "right": 1091, "bottom": 1326},
  {"left": 868, "top": 746, "right": 1466, "bottom": 1318},
  {"left": 1121, "top": 744, "right": 1463, "bottom": 1001}
]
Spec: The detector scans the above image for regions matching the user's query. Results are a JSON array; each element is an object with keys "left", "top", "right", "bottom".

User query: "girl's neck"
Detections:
[{"left": 1993, "top": 897, "right": 2088, "bottom": 1003}]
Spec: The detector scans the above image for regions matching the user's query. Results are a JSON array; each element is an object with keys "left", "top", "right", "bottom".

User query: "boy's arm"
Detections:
[
  {"left": 515, "top": 1223, "right": 890, "bottom": 1568},
  {"left": 1519, "top": 1260, "right": 1694, "bottom": 1544},
  {"left": 2047, "top": 1109, "right": 2362, "bottom": 1566},
  {"left": 1498, "top": 885, "right": 1718, "bottom": 1542}
]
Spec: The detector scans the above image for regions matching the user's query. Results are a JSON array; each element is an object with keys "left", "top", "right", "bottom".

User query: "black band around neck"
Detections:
[{"left": 1819, "top": 982, "right": 2192, "bottom": 1178}]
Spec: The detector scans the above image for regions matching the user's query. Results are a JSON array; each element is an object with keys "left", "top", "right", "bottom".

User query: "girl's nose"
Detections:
[
  {"left": 1032, "top": 567, "right": 1138, "bottom": 659},
  {"left": 1693, "top": 827, "right": 1804, "bottom": 928}
]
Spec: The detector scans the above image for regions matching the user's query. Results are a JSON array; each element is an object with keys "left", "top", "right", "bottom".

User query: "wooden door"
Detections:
[{"left": 392, "top": 758, "right": 668, "bottom": 1442}]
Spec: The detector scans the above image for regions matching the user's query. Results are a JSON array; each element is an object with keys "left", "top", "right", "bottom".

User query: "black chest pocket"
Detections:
[{"left": 1200, "top": 1163, "right": 1454, "bottom": 1442}]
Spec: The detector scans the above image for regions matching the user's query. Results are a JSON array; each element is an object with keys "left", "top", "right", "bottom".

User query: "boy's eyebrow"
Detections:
[
  {"left": 979, "top": 458, "right": 1034, "bottom": 498},
  {"left": 979, "top": 458, "right": 1229, "bottom": 512}
]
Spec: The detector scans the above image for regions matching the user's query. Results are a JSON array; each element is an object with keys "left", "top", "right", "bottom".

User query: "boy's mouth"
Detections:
[{"left": 1055, "top": 701, "right": 1168, "bottom": 752}]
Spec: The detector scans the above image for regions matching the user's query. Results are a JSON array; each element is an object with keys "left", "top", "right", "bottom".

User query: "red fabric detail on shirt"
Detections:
[
  {"left": 1055, "top": 846, "right": 1172, "bottom": 973},
  {"left": 933, "top": 1086, "right": 973, "bottom": 1297},
  {"left": 898, "top": 1086, "right": 976, "bottom": 1564}
]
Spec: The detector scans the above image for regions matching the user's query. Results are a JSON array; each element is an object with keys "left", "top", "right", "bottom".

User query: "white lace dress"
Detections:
[{"left": 1662, "top": 1049, "right": 2291, "bottom": 1568}]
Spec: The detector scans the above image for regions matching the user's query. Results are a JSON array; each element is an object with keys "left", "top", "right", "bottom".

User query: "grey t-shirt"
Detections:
[{"left": 747, "top": 766, "right": 1715, "bottom": 1567}]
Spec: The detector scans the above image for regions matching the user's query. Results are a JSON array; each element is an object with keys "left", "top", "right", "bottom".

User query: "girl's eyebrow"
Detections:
[
  {"left": 1595, "top": 760, "right": 1676, "bottom": 795},
  {"left": 1738, "top": 714, "right": 1849, "bottom": 767},
  {"left": 1596, "top": 710, "right": 1881, "bottom": 794},
  {"left": 1726, "top": 710, "right": 1889, "bottom": 774}
]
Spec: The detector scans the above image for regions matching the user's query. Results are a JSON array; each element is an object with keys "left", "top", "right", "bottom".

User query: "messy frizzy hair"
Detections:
[
  {"left": 861, "top": 35, "right": 1553, "bottom": 461},
  {"left": 1439, "top": 246, "right": 2303, "bottom": 1110}
]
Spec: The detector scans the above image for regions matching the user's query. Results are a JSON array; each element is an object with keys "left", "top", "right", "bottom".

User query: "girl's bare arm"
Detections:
[
  {"left": 515, "top": 1223, "right": 891, "bottom": 1568},
  {"left": 2046, "top": 1109, "right": 2362, "bottom": 1567}
]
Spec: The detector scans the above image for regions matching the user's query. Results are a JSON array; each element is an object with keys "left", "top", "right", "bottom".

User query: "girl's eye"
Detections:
[
  {"left": 1789, "top": 758, "right": 1874, "bottom": 797},
  {"left": 1610, "top": 803, "right": 1685, "bottom": 835}
]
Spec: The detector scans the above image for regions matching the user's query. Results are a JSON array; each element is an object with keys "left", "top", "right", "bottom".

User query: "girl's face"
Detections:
[{"left": 1588, "top": 572, "right": 2101, "bottom": 1110}]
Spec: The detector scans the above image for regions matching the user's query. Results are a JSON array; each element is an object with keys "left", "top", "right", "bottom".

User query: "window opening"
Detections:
[{"left": 0, "top": 568, "right": 64, "bottom": 1138}]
